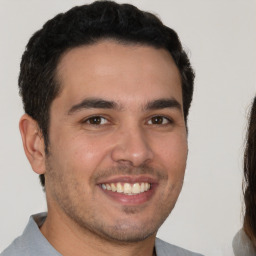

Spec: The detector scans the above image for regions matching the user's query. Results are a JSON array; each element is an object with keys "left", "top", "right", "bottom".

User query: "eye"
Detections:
[
  {"left": 84, "top": 116, "right": 108, "bottom": 125},
  {"left": 147, "top": 116, "right": 172, "bottom": 125}
]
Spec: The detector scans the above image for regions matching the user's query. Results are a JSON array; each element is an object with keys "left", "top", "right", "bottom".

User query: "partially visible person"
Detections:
[{"left": 233, "top": 96, "right": 256, "bottom": 256}]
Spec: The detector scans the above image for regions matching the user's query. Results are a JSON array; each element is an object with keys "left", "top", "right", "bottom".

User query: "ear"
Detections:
[{"left": 19, "top": 114, "right": 46, "bottom": 175}]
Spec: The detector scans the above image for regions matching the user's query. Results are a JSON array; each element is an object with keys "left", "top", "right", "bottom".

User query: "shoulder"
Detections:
[
  {"left": 232, "top": 229, "right": 256, "bottom": 256},
  {"left": 0, "top": 235, "right": 29, "bottom": 256},
  {"left": 0, "top": 213, "right": 60, "bottom": 256},
  {"left": 155, "top": 237, "right": 204, "bottom": 256}
]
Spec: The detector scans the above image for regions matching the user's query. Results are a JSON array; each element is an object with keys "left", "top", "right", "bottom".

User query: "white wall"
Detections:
[{"left": 0, "top": 0, "right": 255, "bottom": 255}]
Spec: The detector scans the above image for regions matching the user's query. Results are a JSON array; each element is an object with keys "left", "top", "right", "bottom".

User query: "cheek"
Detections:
[
  {"left": 53, "top": 133, "right": 112, "bottom": 175},
  {"left": 154, "top": 134, "right": 188, "bottom": 176}
]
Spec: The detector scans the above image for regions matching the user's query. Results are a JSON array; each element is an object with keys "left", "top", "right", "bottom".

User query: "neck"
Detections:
[{"left": 40, "top": 208, "right": 156, "bottom": 256}]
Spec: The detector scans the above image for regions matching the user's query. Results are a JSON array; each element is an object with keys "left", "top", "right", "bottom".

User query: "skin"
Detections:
[{"left": 20, "top": 40, "right": 188, "bottom": 256}]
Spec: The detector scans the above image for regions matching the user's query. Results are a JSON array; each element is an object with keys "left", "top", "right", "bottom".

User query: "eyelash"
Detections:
[
  {"left": 82, "top": 116, "right": 109, "bottom": 126},
  {"left": 82, "top": 115, "right": 173, "bottom": 126},
  {"left": 146, "top": 115, "right": 173, "bottom": 126}
]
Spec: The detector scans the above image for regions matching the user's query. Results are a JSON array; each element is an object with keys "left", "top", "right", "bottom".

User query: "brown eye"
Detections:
[
  {"left": 85, "top": 116, "right": 108, "bottom": 125},
  {"left": 148, "top": 116, "right": 171, "bottom": 125},
  {"left": 152, "top": 116, "right": 163, "bottom": 124}
]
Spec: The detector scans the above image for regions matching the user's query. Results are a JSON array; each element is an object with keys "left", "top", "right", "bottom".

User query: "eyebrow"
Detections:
[
  {"left": 67, "top": 97, "right": 182, "bottom": 115},
  {"left": 144, "top": 98, "right": 182, "bottom": 111},
  {"left": 68, "top": 98, "right": 120, "bottom": 115}
]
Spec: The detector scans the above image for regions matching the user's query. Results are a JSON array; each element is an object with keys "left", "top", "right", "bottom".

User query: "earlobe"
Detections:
[{"left": 19, "top": 114, "right": 46, "bottom": 175}]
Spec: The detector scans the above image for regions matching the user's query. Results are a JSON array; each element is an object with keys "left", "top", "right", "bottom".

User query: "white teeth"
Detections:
[
  {"left": 132, "top": 183, "right": 140, "bottom": 194},
  {"left": 123, "top": 183, "right": 132, "bottom": 194},
  {"left": 111, "top": 183, "right": 117, "bottom": 192},
  {"left": 116, "top": 182, "right": 123, "bottom": 193},
  {"left": 101, "top": 182, "right": 151, "bottom": 195},
  {"left": 140, "top": 182, "right": 145, "bottom": 193}
]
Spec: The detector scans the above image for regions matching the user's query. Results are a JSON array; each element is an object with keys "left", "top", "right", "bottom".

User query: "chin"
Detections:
[
  {"left": 91, "top": 214, "right": 165, "bottom": 244},
  {"left": 99, "top": 224, "right": 157, "bottom": 243}
]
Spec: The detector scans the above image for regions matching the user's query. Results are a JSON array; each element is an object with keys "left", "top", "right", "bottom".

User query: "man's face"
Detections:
[{"left": 45, "top": 40, "right": 188, "bottom": 242}]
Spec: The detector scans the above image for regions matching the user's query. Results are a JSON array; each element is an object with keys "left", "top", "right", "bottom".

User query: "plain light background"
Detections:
[{"left": 0, "top": 0, "right": 256, "bottom": 255}]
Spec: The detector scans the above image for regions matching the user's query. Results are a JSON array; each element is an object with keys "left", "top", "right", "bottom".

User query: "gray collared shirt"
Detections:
[{"left": 1, "top": 213, "right": 203, "bottom": 256}]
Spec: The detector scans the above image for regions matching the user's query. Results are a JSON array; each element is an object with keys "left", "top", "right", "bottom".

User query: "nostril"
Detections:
[
  {"left": 114, "top": 159, "right": 135, "bottom": 167},
  {"left": 110, "top": 139, "right": 153, "bottom": 167}
]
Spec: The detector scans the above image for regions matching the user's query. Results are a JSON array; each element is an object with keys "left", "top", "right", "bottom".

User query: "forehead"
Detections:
[{"left": 54, "top": 40, "right": 182, "bottom": 108}]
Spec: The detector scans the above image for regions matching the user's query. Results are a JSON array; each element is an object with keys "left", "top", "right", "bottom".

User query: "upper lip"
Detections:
[{"left": 96, "top": 175, "right": 158, "bottom": 185}]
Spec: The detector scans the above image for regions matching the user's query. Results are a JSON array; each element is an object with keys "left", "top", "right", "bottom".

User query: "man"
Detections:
[{"left": 1, "top": 1, "right": 202, "bottom": 255}]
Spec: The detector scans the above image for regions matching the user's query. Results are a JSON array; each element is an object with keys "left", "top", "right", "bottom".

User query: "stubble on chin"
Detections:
[{"left": 44, "top": 154, "right": 183, "bottom": 244}]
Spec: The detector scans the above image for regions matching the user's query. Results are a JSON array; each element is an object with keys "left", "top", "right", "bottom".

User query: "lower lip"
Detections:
[{"left": 99, "top": 184, "right": 157, "bottom": 205}]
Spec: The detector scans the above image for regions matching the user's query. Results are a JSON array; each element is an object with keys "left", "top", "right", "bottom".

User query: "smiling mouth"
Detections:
[{"left": 101, "top": 182, "right": 151, "bottom": 195}]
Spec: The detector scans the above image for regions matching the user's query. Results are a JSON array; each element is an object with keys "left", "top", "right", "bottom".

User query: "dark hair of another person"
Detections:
[
  {"left": 19, "top": 1, "right": 195, "bottom": 186},
  {"left": 244, "top": 96, "right": 256, "bottom": 245}
]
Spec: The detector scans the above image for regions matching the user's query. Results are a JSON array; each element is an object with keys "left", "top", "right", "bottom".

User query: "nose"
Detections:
[{"left": 111, "top": 125, "right": 154, "bottom": 167}]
